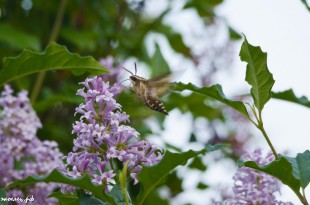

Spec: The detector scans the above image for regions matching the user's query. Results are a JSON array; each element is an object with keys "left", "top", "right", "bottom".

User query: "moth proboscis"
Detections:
[{"left": 122, "top": 63, "right": 170, "bottom": 115}]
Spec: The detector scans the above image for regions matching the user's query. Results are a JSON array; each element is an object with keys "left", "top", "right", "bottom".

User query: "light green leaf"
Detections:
[
  {"left": 0, "top": 42, "right": 108, "bottom": 86},
  {"left": 172, "top": 82, "right": 249, "bottom": 120},
  {"left": 272, "top": 89, "right": 310, "bottom": 108},
  {"left": 149, "top": 42, "right": 170, "bottom": 77},
  {"left": 239, "top": 37, "right": 275, "bottom": 111},
  {"left": 136, "top": 144, "right": 226, "bottom": 205}
]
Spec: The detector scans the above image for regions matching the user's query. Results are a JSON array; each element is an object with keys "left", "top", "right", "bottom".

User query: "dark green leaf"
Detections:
[
  {"left": 0, "top": 23, "right": 40, "bottom": 51},
  {"left": 244, "top": 157, "right": 301, "bottom": 194},
  {"left": 48, "top": 191, "right": 79, "bottom": 205},
  {"left": 188, "top": 157, "right": 207, "bottom": 171},
  {"left": 183, "top": 0, "right": 223, "bottom": 18},
  {"left": 0, "top": 42, "right": 108, "bottom": 86},
  {"left": 5, "top": 169, "right": 114, "bottom": 204},
  {"left": 272, "top": 89, "right": 310, "bottom": 108},
  {"left": 49, "top": 190, "right": 109, "bottom": 205},
  {"left": 165, "top": 172, "right": 183, "bottom": 196},
  {"left": 172, "top": 82, "right": 249, "bottom": 119},
  {"left": 197, "top": 182, "right": 209, "bottom": 190},
  {"left": 60, "top": 28, "right": 98, "bottom": 52},
  {"left": 284, "top": 150, "right": 310, "bottom": 188},
  {"left": 107, "top": 184, "right": 127, "bottom": 205},
  {"left": 0, "top": 188, "right": 8, "bottom": 205},
  {"left": 239, "top": 37, "right": 275, "bottom": 111},
  {"left": 136, "top": 144, "right": 225, "bottom": 205}
]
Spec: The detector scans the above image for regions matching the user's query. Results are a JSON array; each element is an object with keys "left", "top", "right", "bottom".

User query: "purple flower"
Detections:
[
  {"left": 0, "top": 85, "right": 63, "bottom": 205},
  {"left": 214, "top": 149, "right": 293, "bottom": 205},
  {"left": 99, "top": 56, "right": 124, "bottom": 83},
  {"left": 60, "top": 76, "right": 163, "bottom": 193}
]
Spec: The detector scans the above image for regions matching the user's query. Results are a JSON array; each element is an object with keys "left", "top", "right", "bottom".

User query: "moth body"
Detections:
[{"left": 125, "top": 69, "right": 169, "bottom": 115}]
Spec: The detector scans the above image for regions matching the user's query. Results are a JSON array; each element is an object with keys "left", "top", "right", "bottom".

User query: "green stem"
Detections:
[
  {"left": 30, "top": 0, "right": 68, "bottom": 104},
  {"left": 257, "top": 121, "right": 278, "bottom": 159}
]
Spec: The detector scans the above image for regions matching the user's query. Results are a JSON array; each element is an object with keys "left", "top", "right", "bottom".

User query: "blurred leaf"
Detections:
[
  {"left": 6, "top": 169, "right": 114, "bottom": 204},
  {"left": 239, "top": 37, "right": 275, "bottom": 111},
  {"left": 183, "top": 0, "right": 223, "bottom": 18},
  {"left": 136, "top": 144, "right": 226, "bottom": 205},
  {"left": 150, "top": 43, "right": 170, "bottom": 77},
  {"left": 155, "top": 24, "right": 192, "bottom": 59},
  {"left": 243, "top": 156, "right": 302, "bottom": 195},
  {"left": 300, "top": 0, "right": 310, "bottom": 12},
  {"left": 197, "top": 182, "right": 209, "bottom": 190},
  {"left": 167, "top": 92, "right": 225, "bottom": 120},
  {"left": 271, "top": 89, "right": 310, "bottom": 108},
  {"left": 60, "top": 28, "right": 98, "bottom": 52},
  {"left": 0, "top": 23, "right": 40, "bottom": 51},
  {"left": 0, "top": 188, "right": 8, "bottom": 205},
  {"left": 0, "top": 42, "right": 108, "bottom": 86},
  {"left": 172, "top": 82, "right": 250, "bottom": 120},
  {"left": 165, "top": 172, "right": 183, "bottom": 196},
  {"left": 142, "top": 190, "right": 169, "bottom": 205},
  {"left": 33, "top": 94, "right": 82, "bottom": 113},
  {"left": 284, "top": 150, "right": 310, "bottom": 188},
  {"left": 188, "top": 157, "right": 207, "bottom": 171}
]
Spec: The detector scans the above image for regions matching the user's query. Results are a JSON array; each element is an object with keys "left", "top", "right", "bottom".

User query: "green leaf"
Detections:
[
  {"left": 239, "top": 37, "right": 275, "bottom": 111},
  {"left": 0, "top": 42, "right": 108, "bottom": 86},
  {"left": 172, "top": 82, "right": 249, "bottom": 120},
  {"left": 48, "top": 191, "right": 80, "bottom": 205},
  {"left": 5, "top": 169, "right": 114, "bottom": 204},
  {"left": 107, "top": 184, "right": 127, "bottom": 205},
  {"left": 284, "top": 150, "right": 310, "bottom": 188},
  {"left": 155, "top": 24, "right": 192, "bottom": 59},
  {"left": 60, "top": 28, "right": 98, "bottom": 52},
  {"left": 0, "top": 188, "right": 8, "bottom": 205},
  {"left": 244, "top": 156, "right": 301, "bottom": 195},
  {"left": 136, "top": 144, "right": 225, "bottom": 205},
  {"left": 166, "top": 92, "right": 225, "bottom": 120},
  {"left": 0, "top": 23, "right": 40, "bottom": 51},
  {"left": 49, "top": 190, "right": 109, "bottom": 205},
  {"left": 300, "top": 0, "right": 310, "bottom": 12},
  {"left": 272, "top": 89, "right": 310, "bottom": 108},
  {"left": 149, "top": 43, "right": 170, "bottom": 77}
]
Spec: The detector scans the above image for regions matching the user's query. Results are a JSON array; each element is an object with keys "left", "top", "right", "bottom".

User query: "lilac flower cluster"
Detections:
[
  {"left": 60, "top": 76, "right": 162, "bottom": 193},
  {"left": 222, "top": 149, "right": 293, "bottom": 205},
  {"left": 0, "top": 85, "right": 63, "bottom": 205}
]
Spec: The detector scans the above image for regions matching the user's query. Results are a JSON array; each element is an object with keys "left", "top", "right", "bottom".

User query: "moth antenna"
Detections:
[
  {"left": 122, "top": 66, "right": 134, "bottom": 76},
  {"left": 117, "top": 78, "right": 130, "bottom": 87},
  {"left": 134, "top": 62, "right": 137, "bottom": 75}
]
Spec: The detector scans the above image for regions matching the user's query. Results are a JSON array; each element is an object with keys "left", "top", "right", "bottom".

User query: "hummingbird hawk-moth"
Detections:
[{"left": 123, "top": 63, "right": 170, "bottom": 115}]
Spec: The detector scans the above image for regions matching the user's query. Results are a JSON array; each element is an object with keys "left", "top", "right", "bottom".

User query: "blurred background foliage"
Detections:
[{"left": 0, "top": 0, "right": 251, "bottom": 203}]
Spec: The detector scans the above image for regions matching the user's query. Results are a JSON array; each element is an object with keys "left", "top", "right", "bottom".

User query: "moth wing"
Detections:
[{"left": 147, "top": 74, "right": 171, "bottom": 97}]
